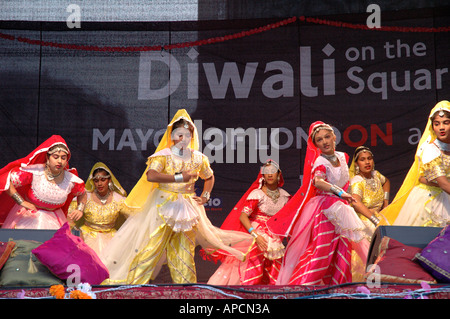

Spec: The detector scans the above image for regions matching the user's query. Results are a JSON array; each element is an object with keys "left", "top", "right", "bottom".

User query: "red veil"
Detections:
[
  {"left": 0, "top": 135, "right": 80, "bottom": 226},
  {"left": 219, "top": 159, "right": 285, "bottom": 233},
  {"left": 266, "top": 121, "right": 327, "bottom": 238}
]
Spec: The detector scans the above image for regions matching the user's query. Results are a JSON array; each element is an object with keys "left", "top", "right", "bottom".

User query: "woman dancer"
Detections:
[
  {"left": 348, "top": 146, "right": 390, "bottom": 281},
  {"left": 206, "top": 160, "right": 290, "bottom": 285},
  {"left": 77, "top": 162, "right": 128, "bottom": 256},
  {"left": 267, "top": 121, "right": 369, "bottom": 285},
  {"left": 0, "top": 135, "right": 86, "bottom": 229},
  {"left": 381, "top": 100, "right": 450, "bottom": 227},
  {"left": 349, "top": 145, "right": 390, "bottom": 235},
  {"left": 101, "top": 109, "right": 252, "bottom": 285}
]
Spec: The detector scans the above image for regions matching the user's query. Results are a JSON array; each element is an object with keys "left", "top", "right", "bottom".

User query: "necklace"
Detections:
[
  {"left": 360, "top": 172, "right": 378, "bottom": 192},
  {"left": 321, "top": 153, "right": 339, "bottom": 165},
  {"left": 46, "top": 165, "right": 63, "bottom": 181},
  {"left": 171, "top": 145, "right": 184, "bottom": 157},
  {"left": 171, "top": 146, "right": 191, "bottom": 163},
  {"left": 435, "top": 139, "right": 450, "bottom": 152},
  {"left": 265, "top": 187, "right": 280, "bottom": 202},
  {"left": 95, "top": 190, "right": 110, "bottom": 205}
]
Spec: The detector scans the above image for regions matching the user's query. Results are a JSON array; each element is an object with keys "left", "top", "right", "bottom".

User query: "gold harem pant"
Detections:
[{"left": 126, "top": 223, "right": 197, "bottom": 284}]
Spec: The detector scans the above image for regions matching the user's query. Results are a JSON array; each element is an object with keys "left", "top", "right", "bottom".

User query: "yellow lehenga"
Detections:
[
  {"left": 348, "top": 154, "right": 389, "bottom": 281},
  {"left": 100, "top": 109, "right": 252, "bottom": 285},
  {"left": 380, "top": 100, "right": 450, "bottom": 227},
  {"left": 349, "top": 170, "right": 387, "bottom": 237},
  {"left": 77, "top": 162, "right": 129, "bottom": 257}
]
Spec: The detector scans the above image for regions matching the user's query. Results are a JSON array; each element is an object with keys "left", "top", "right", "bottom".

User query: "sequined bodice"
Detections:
[
  {"left": 148, "top": 149, "right": 213, "bottom": 194},
  {"left": 29, "top": 172, "right": 72, "bottom": 208},
  {"left": 83, "top": 192, "right": 125, "bottom": 229},
  {"left": 251, "top": 189, "right": 290, "bottom": 217},
  {"left": 350, "top": 171, "right": 385, "bottom": 213},
  {"left": 314, "top": 152, "right": 350, "bottom": 195}
]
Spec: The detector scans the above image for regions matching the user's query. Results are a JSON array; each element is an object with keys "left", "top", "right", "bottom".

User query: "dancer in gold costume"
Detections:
[
  {"left": 381, "top": 100, "right": 450, "bottom": 227},
  {"left": 349, "top": 146, "right": 390, "bottom": 237},
  {"left": 77, "top": 162, "right": 128, "bottom": 256},
  {"left": 101, "top": 109, "right": 252, "bottom": 284},
  {"left": 348, "top": 146, "right": 390, "bottom": 281}
]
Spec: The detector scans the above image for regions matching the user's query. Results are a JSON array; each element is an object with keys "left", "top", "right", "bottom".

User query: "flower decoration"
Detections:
[
  {"left": 49, "top": 283, "right": 96, "bottom": 299},
  {"left": 49, "top": 285, "right": 66, "bottom": 299},
  {"left": 69, "top": 290, "right": 92, "bottom": 299}
]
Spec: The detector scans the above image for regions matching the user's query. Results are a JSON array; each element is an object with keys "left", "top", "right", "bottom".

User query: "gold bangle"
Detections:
[
  {"left": 12, "top": 193, "right": 24, "bottom": 205},
  {"left": 174, "top": 173, "right": 184, "bottom": 183},
  {"left": 202, "top": 191, "right": 211, "bottom": 201},
  {"left": 11, "top": 192, "right": 24, "bottom": 205},
  {"left": 369, "top": 215, "right": 380, "bottom": 226}
]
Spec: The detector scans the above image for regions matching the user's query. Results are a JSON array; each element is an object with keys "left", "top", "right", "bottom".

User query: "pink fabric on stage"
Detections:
[
  {"left": 239, "top": 243, "right": 283, "bottom": 285},
  {"left": 286, "top": 198, "right": 352, "bottom": 285}
]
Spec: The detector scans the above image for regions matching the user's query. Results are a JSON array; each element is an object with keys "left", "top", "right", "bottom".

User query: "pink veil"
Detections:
[{"left": 266, "top": 121, "right": 326, "bottom": 238}]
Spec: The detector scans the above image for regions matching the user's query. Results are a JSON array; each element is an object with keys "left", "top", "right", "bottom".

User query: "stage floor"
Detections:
[{"left": 1, "top": 283, "right": 449, "bottom": 299}]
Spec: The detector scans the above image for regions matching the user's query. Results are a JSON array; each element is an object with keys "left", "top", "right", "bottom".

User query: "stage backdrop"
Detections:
[{"left": 0, "top": 8, "right": 449, "bottom": 231}]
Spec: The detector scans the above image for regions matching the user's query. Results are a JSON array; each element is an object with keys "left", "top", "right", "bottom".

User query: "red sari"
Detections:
[
  {"left": 0, "top": 135, "right": 85, "bottom": 229},
  {"left": 205, "top": 166, "right": 290, "bottom": 285}
]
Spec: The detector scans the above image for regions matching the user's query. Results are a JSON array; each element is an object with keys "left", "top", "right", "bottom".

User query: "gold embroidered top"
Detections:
[
  {"left": 421, "top": 152, "right": 450, "bottom": 182},
  {"left": 80, "top": 192, "right": 127, "bottom": 233},
  {"left": 350, "top": 170, "right": 386, "bottom": 217},
  {"left": 148, "top": 150, "right": 213, "bottom": 194}
]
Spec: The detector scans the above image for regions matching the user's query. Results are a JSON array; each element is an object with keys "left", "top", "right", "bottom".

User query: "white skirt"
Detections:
[
  {"left": 394, "top": 186, "right": 450, "bottom": 227},
  {"left": 322, "top": 201, "right": 368, "bottom": 243},
  {"left": 2, "top": 204, "right": 66, "bottom": 229}
]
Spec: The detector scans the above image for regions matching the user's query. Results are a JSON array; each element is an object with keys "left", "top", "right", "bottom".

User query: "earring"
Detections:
[
  {"left": 108, "top": 182, "right": 114, "bottom": 191},
  {"left": 355, "top": 166, "right": 360, "bottom": 175}
]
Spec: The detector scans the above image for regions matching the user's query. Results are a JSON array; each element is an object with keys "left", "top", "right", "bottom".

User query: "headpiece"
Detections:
[
  {"left": 310, "top": 123, "right": 334, "bottom": 143},
  {"left": 92, "top": 173, "right": 111, "bottom": 181},
  {"left": 353, "top": 146, "right": 373, "bottom": 161},
  {"left": 47, "top": 145, "right": 69, "bottom": 155},
  {"left": 260, "top": 159, "right": 280, "bottom": 175}
]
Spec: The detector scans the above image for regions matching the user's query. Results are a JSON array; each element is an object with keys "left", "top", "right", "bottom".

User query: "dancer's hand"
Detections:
[
  {"left": 192, "top": 195, "right": 208, "bottom": 206},
  {"left": 255, "top": 235, "right": 268, "bottom": 252},
  {"left": 21, "top": 201, "right": 37, "bottom": 212},
  {"left": 68, "top": 209, "right": 83, "bottom": 221},
  {"left": 341, "top": 192, "right": 356, "bottom": 204}
]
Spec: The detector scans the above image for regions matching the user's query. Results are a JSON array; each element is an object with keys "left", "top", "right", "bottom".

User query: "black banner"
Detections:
[{"left": 1, "top": 9, "right": 449, "bottom": 232}]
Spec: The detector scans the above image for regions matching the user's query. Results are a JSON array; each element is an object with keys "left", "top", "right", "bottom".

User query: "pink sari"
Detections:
[{"left": 267, "top": 122, "right": 369, "bottom": 285}]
